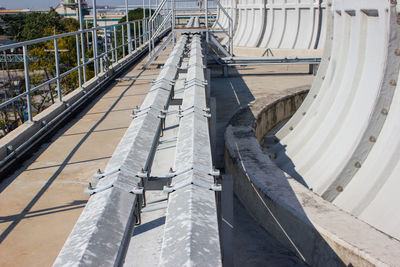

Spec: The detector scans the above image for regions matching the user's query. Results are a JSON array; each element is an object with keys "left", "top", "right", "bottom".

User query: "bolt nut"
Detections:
[
  {"left": 313, "top": 95, "right": 317, "bottom": 99},
  {"left": 381, "top": 108, "right": 388, "bottom": 115},
  {"left": 336, "top": 186, "right": 343, "bottom": 192},
  {"left": 395, "top": 49, "right": 400, "bottom": 56},
  {"left": 289, "top": 126, "right": 294, "bottom": 131},
  {"left": 354, "top": 162, "right": 361, "bottom": 168},
  {"left": 390, "top": 80, "right": 397, "bottom": 86},
  {"left": 302, "top": 112, "right": 306, "bottom": 116},
  {"left": 369, "top": 136, "right": 376, "bottom": 142}
]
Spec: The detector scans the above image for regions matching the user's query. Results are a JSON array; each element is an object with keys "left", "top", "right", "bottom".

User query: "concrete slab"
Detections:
[
  {"left": 210, "top": 64, "right": 314, "bottom": 168},
  {"left": 0, "top": 41, "right": 176, "bottom": 267}
]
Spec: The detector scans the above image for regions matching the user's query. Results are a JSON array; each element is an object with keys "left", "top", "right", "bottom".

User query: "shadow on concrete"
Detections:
[
  {"left": 0, "top": 69, "right": 146, "bottom": 243},
  {"left": 62, "top": 126, "right": 129, "bottom": 137},
  {"left": 132, "top": 216, "right": 166, "bottom": 237},
  {"left": 22, "top": 156, "right": 112, "bottom": 172},
  {"left": 233, "top": 196, "right": 307, "bottom": 267},
  {"left": 215, "top": 66, "right": 346, "bottom": 266},
  {"left": 0, "top": 200, "right": 87, "bottom": 223}
]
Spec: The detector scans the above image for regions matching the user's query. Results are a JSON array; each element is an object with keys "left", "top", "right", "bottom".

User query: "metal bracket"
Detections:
[
  {"left": 152, "top": 78, "right": 175, "bottom": 86},
  {"left": 163, "top": 177, "right": 222, "bottom": 193},
  {"left": 166, "top": 165, "right": 220, "bottom": 178},
  {"left": 130, "top": 105, "right": 168, "bottom": 119},
  {"left": 85, "top": 180, "right": 144, "bottom": 195},
  {"left": 185, "top": 78, "right": 208, "bottom": 87},
  {"left": 92, "top": 166, "right": 148, "bottom": 180}
]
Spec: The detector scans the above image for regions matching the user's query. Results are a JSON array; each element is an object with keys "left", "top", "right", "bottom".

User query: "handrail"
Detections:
[
  {"left": 0, "top": 19, "right": 146, "bottom": 52},
  {"left": 0, "top": 15, "right": 168, "bottom": 128}
]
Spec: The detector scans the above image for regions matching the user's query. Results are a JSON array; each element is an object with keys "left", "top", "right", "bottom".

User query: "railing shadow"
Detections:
[{"left": 0, "top": 69, "right": 146, "bottom": 243}]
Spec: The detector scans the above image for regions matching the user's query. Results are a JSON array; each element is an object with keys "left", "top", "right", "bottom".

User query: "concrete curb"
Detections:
[{"left": 224, "top": 91, "right": 400, "bottom": 266}]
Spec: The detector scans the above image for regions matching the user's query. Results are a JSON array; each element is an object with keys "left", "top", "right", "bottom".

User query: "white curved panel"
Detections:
[
  {"left": 258, "top": 7, "right": 274, "bottom": 47},
  {"left": 265, "top": 8, "right": 286, "bottom": 47},
  {"left": 224, "top": 0, "right": 324, "bottom": 49},
  {"left": 273, "top": 9, "right": 350, "bottom": 160},
  {"left": 233, "top": 7, "right": 247, "bottom": 44},
  {"left": 294, "top": 7, "right": 315, "bottom": 49},
  {"left": 280, "top": 8, "right": 299, "bottom": 48},
  {"left": 333, "top": 74, "right": 400, "bottom": 240},
  {"left": 269, "top": 0, "right": 400, "bottom": 240}
]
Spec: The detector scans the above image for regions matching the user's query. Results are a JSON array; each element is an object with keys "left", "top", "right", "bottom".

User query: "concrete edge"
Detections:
[{"left": 224, "top": 91, "right": 400, "bottom": 266}]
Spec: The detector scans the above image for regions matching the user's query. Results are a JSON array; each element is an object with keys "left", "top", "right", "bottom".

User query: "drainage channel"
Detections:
[{"left": 54, "top": 28, "right": 221, "bottom": 266}]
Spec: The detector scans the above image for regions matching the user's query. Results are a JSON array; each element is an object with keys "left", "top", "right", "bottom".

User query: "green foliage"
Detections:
[
  {"left": 119, "top": 8, "right": 152, "bottom": 23},
  {"left": 0, "top": 9, "right": 94, "bottom": 134}
]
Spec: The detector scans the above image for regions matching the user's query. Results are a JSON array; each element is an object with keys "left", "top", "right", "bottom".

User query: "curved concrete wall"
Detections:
[
  {"left": 215, "top": 0, "right": 326, "bottom": 49},
  {"left": 269, "top": 0, "right": 400, "bottom": 240}
]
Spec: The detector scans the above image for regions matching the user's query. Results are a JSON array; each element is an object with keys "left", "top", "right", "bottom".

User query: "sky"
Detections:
[{"left": 0, "top": 0, "right": 145, "bottom": 9}]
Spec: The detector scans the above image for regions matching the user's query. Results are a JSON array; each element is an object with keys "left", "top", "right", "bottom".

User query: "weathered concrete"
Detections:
[
  {"left": 224, "top": 92, "right": 400, "bottom": 266},
  {"left": 0, "top": 38, "right": 175, "bottom": 267}
]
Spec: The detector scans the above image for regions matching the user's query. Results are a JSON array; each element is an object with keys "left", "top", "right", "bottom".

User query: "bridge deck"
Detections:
[
  {"left": 0, "top": 42, "right": 174, "bottom": 266},
  {"left": 0, "top": 38, "right": 315, "bottom": 265}
]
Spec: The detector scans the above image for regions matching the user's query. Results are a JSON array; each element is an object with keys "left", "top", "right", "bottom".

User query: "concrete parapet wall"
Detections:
[{"left": 224, "top": 91, "right": 400, "bottom": 266}]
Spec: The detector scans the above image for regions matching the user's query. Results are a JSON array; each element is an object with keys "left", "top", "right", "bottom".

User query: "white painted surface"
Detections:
[{"left": 269, "top": 0, "right": 400, "bottom": 240}]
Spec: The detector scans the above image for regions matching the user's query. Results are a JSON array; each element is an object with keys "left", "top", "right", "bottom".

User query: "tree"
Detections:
[{"left": 0, "top": 9, "right": 94, "bottom": 137}]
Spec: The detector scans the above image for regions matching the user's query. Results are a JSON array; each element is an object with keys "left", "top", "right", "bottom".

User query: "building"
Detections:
[{"left": 55, "top": 0, "right": 90, "bottom": 20}]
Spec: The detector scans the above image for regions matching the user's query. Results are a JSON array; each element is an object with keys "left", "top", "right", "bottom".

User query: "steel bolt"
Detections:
[
  {"left": 336, "top": 186, "right": 343, "bottom": 192},
  {"left": 390, "top": 80, "right": 397, "bottom": 86},
  {"left": 369, "top": 136, "right": 376, "bottom": 142},
  {"left": 395, "top": 49, "right": 400, "bottom": 56},
  {"left": 381, "top": 108, "right": 388, "bottom": 115},
  {"left": 354, "top": 162, "right": 361, "bottom": 168}
]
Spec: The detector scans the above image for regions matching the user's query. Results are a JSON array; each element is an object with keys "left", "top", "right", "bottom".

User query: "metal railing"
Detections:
[{"left": 0, "top": 15, "right": 167, "bottom": 125}]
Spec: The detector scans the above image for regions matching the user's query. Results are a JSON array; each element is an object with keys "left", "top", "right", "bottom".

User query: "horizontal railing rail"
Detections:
[{"left": 0, "top": 15, "right": 169, "bottom": 129}]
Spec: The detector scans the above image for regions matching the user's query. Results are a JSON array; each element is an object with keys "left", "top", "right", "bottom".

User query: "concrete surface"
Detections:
[
  {"left": 224, "top": 91, "right": 400, "bottom": 266},
  {"left": 210, "top": 64, "right": 314, "bottom": 168},
  {"left": 0, "top": 41, "right": 174, "bottom": 267}
]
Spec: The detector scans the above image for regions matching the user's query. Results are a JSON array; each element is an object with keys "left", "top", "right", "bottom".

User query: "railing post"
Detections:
[
  {"left": 76, "top": 34, "right": 82, "bottom": 88},
  {"left": 143, "top": 0, "right": 146, "bottom": 42},
  {"left": 125, "top": 0, "right": 132, "bottom": 53},
  {"left": 54, "top": 38, "right": 62, "bottom": 102},
  {"left": 134, "top": 20, "right": 137, "bottom": 50},
  {"left": 22, "top": 45, "right": 32, "bottom": 122},
  {"left": 78, "top": 0, "right": 87, "bottom": 82},
  {"left": 114, "top": 26, "right": 118, "bottom": 63},
  {"left": 92, "top": 0, "right": 99, "bottom": 76},
  {"left": 122, "top": 24, "right": 126, "bottom": 58},
  {"left": 104, "top": 28, "right": 108, "bottom": 69},
  {"left": 111, "top": 27, "right": 115, "bottom": 62},
  {"left": 139, "top": 20, "right": 142, "bottom": 46}
]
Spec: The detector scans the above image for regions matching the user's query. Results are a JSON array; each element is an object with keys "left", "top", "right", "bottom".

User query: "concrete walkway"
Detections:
[{"left": 0, "top": 43, "right": 174, "bottom": 267}]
